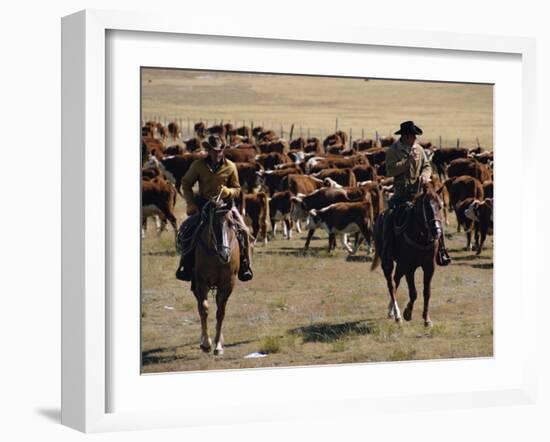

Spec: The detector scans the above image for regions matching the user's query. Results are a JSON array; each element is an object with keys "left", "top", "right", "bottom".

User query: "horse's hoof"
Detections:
[
  {"left": 200, "top": 344, "right": 212, "bottom": 353},
  {"left": 395, "top": 317, "right": 402, "bottom": 323},
  {"left": 424, "top": 320, "right": 433, "bottom": 328},
  {"left": 403, "top": 307, "right": 412, "bottom": 322},
  {"left": 387, "top": 311, "right": 395, "bottom": 319},
  {"left": 213, "top": 348, "right": 224, "bottom": 356}
]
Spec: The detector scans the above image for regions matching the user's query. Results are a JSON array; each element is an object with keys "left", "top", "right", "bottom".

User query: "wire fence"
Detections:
[{"left": 142, "top": 115, "right": 486, "bottom": 150}]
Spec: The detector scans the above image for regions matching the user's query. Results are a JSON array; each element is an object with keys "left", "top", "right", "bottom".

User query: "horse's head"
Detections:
[
  {"left": 414, "top": 183, "right": 444, "bottom": 242},
  {"left": 204, "top": 198, "right": 234, "bottom": 264}
]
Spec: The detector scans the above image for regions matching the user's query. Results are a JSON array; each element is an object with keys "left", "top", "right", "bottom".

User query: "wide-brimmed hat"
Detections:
[
  {"left": 204, "top": 134, "right": 226, "bottom": 151},
  {"left": 394, "top": 121, "right": 423, "bottom": 135}
]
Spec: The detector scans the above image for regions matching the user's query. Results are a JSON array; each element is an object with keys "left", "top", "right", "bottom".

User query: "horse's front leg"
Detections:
[
  {"left": 422, "top": 263, "right": 435, "bottom": 327},
  {"left": 403, "top": 270, "right": 417, "bottom": 321},
  {"left": 214, "top": 286, "right": 233, "bottom": 356},
  {"left": 383, "top": 261, "right": 402, "bottom": 322},
  {"left": 193, "top": 282, "right": 212, "bottom": 352}
]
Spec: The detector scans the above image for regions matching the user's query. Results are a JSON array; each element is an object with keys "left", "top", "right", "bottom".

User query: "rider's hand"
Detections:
[
  {"left": 419, "top": 175, "right": 430, "bottom": 185},
  {"left": 219, "top": 185, "right": 232, "bottom": 199}
]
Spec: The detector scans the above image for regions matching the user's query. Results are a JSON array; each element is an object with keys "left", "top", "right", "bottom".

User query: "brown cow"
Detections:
[
  {"left": 183, "top": 137, "right": 205, "bottom": 153},
  {"left": 164, "top": 144, "right": 186, "bottom": 156},
  {"left": 455, "top": 197, "right": 493, "bottom": 254},
  {"left": 237, "top": 192, "right": 269, "bottom": 245},
  {"left": 283, "top": 174, "right": 324, "bottom": 196},
  {"left": 258, "top": 139, "right": 289, "bottom": 154},
  {"left": 256, "top": 129, "right": 278, "bottom": 142},
  {"left": 312, "top": 168, "right": 357, "bottom": 187},
  {"left": 483, "top": 180, "right": 493, "bottom": 199},
  {"left": 194, "top": 121, "right": 206, "bottom": 138},
  {"left": 447, "top": 158, "right": 492, "bottom": 183},
  {"left": 472, "top": 151, "right": 494, "bottom": 164},
  {"left": 256, "top": 152, "right": 292, "bottom": 170},
  {"left": 352, "top": 164, "right": 377, "bottom": 183},
  {"left": 291, "top": 186, "right": 369, "bottom": 250},
  {"left": 258, "top": 166, "right": 303, "bottom": 196},
  {"left": 207, "top": 124, "right": 226, "bottom": 137},
  {"left": 465, "top": 197, "right": 493, "bottom": 254},
  {"left": 304, "top": 138, "right": 322, "bottom": 154},
  {"left": 141, "top": 177, "right": 177, "bottom": 241},
  {"left": 353, "top": 139, "right": 375, "bottom": 151},
  {"left": 379, "top": 136, "right": 395, "bottom": 147},
  {"left": 306, "top": 199, "right": 374, "bottom": 255},
  {"left": 444, "top": 175, "right": 484, "bottom": 210},
  {"left": 167, "top": 122, "right": 181, "bottom": 141},
  {"left": 236, "top": 162, "right": 263, "bottom": 193},
  {"left": 290, "top": 137, "right": 306, "bottom": 151},
  {"left": 269, "top": 190, "right": 294, "bottom": 239},
  {"left": 236, "top": 126, "right": 253, "bottom": 139},
  {"left": 142, "top": 136, "right": 165, "bottom": 159},
  {"left": 159, "top": 152, "right": 207, "bottom": 194},
  {"left": 431, "top": 147, "right": 469, "bottom": 178},
  {"left": 363, "top": 147, "right": 387, "bottom": 166},
  {"left": 223, "top": 147, "right": 256, "bottom": 164}
]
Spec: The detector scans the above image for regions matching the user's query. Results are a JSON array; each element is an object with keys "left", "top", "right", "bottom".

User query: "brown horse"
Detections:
[
  {"left": 192, "top": 198, "right": 240, "bottom": 355},
  {"left": 371, "top": 184, "right": 444, "bottom": 327}
]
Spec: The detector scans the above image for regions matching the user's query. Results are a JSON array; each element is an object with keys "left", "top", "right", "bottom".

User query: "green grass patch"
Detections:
[
  {"left": 388, "top": 346, "right": 417, "bottom": 361},
  {"left": 259, "top": 336, "right": 282, "bottom": 354}
]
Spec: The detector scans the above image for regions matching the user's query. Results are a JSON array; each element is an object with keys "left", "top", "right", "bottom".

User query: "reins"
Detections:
[{"left": 399, "top": 192, "right": 441, "bottom": 251}]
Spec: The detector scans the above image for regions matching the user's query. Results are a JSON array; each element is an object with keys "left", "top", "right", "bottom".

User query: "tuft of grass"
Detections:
[
  {"left": 180, "top": 302, "right": 196, "bottom": 312},
  {"left": 270, "top": 297, "right": 288, "bottom": 311},
  {"left": 369, "top": 322, "right": 401, "bottom": 342},
  {"left": 388, "top": 346, "right": 417, "bottom": 361},
  {"left": 330, "top": 338, "right": 349, "bottom": 353},
  {"left": 428, "top": 323, "right": 447, "bottom": 337},
  {"left": 259, "top": 336, "right": 281, "bottom": 354}
]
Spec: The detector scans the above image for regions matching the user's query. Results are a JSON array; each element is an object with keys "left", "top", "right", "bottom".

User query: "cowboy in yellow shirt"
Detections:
[{"left": 176, "top": 135, "right": 253, "bottom": 282}]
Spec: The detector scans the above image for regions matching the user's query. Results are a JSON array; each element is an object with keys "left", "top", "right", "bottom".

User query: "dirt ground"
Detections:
[{"left": 140, "top": 69, "right": 493, "bottom": 374}]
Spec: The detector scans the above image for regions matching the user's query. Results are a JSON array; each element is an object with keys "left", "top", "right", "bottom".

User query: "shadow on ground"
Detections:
[{"left": 290, "top": 319, "right": 372, "bottom": 343}]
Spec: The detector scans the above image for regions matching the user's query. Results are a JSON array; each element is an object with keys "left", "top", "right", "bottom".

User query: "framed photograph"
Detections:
[{"left": 61, "top": 9, "right": 537, "bottom": 433}]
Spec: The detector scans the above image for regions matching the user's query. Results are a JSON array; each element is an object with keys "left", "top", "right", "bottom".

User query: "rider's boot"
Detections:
[
  {"left": 436, "top": 236, "right": 452, "bottom": 266},
  {"left": 237, "top": 232, "right": 253, "bottom": 282},
  {"left": 175, "top": 252, "right": 194, "bottom": 281}
]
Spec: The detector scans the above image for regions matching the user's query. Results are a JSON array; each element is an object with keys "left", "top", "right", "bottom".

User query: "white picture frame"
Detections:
[{"left": 61, "top": 9, "right": 537, "bottom": 433}]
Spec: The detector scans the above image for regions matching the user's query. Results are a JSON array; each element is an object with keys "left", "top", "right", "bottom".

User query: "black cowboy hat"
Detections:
[
  {"left": 204, "top": 134, "right": 226, "bottom": 151},
  {"left": 394, "top": 121, "right": 423, "bottom": 135}
]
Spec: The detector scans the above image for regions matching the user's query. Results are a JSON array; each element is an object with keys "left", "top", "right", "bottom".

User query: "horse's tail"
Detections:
[{"left": 370, "top": 212, "right": 384, "bottom": 271}]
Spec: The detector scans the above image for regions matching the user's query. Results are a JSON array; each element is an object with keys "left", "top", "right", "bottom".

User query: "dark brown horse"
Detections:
[
  {"left": 192, "top": 197, "right": 240, "bottom": 355},
  {"left": 371, "top": 184, "right": 444, "bottom": 327}
]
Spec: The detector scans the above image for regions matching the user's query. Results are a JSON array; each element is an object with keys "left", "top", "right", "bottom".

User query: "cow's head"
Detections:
[
  {"left": 305, "top": 208, "right": 322, "bottom": 230},
  {"left": 290, "top": 194, "right": 308, "bottom": 221},
  {"left": 323, "top": 177, "right": 342, "bottom": 188}
]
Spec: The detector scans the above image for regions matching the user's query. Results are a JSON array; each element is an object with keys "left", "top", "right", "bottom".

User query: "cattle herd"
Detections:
[{"left": 141, "top": 120, "right": 494, "bottom": 258}]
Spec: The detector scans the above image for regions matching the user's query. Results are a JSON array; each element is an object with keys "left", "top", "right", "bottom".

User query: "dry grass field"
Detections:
[
  {"left": 141, "top": 69, "right": 493, "bottom": 374},
  {"left": 142, "top": 68, "right": 493, "bottom": 149}
]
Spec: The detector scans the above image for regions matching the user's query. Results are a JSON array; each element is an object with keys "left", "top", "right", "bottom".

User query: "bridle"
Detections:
[
  {"left": 198, "top": 190, "right": 237, "bottom": 264},
  {"left": 403, "top": 192, "right": 443, "bottom": 250}
]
